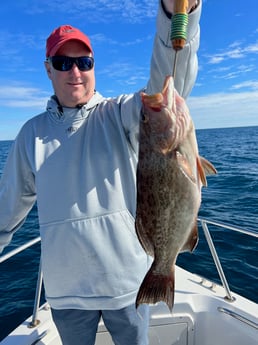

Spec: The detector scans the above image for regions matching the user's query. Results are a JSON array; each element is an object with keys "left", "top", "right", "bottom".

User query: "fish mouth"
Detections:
[
  {"left": 141, "top": 93, "right": 164, "bottom": 111},
  {"left": 141, "top": 75, "right": 173, "bottom": 111}
]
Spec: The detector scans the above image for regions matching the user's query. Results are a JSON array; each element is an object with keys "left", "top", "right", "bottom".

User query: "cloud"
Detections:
[
  {"left": 23, "top": 0, "right": 158, "bottom": 23},
  {"left": 245, "top": 41, "right": 258, "bottom": 53},
  {"left": 188, "top": 91, "right": 258, "bottom": 129},
  {"left": 0, "top": 85, "right": 48, "bottom": 108},
  {"left": 211, "top": 64, "right": 256, "bottom": 81},
  {"left": 96, "top": 61, "right": 148, "bottom": 93},
  {"left": 0, "top": 32, "right": 43, "bottom": 55},
  {"left": 207, "top": 47, "right": 245, "bottom": 65},
  {"left": 231, "top": 81, "right": 258, "bottom": 91},
  {"left": 91, "top": 33, "right": 153, "bottom": 48},
  {"left": 206, "top": 39, "right": 258, "bottom": 65}
]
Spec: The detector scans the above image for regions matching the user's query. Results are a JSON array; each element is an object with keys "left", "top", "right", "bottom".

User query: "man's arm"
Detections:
[
  {"left": 0, "top": 134, "right": 36, "bottom": 253},
  {"left": 147, "top": 0, "right": 202, "bottom": 98}
]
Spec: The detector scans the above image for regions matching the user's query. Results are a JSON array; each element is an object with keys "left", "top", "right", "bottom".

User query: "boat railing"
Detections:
[
  {"left": 0, "top": 218, "right": 257, "bottom": 328},
  {"left": 0, "top": 236, "right": 42, "bottom": 327},
  {"left": 198, "top": 218, "right": 258, "bottom": 302}
]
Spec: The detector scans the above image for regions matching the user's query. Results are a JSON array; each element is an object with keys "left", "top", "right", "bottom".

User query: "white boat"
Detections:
[{"left": 0, "top": 218, "right": 257, "bottom": 345}]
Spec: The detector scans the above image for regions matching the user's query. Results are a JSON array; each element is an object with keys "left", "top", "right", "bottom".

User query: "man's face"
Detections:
[{"left": 45, "top": 40, "right": 95, "bottom": 107}]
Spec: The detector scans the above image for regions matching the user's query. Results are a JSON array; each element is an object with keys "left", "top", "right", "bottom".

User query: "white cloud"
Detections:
[
  {"left": 245, "top": 41, "right": 258, "bottom": 53},
  {"left": 0, "top": 85, "right": 48, "bottom": 108},
  {"left": 207, "top": 48, "right": 245, "bottom": 65},
  {"left": 91, "top": 33, "right": 153, "bottom": 48},
  {"left": 206, "top": 38, "right": 258, "bottom": 65},
  {"left": 188, "top": 91, "right": 258, "bottom": 129},
  {"left": 231, "top": 81, "right": 258, "bottom": 91},
  {"left": 23, "top": 0, "right": 158, "bottom": 23}
]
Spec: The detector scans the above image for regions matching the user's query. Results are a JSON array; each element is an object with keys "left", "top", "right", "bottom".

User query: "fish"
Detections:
[{"left": 135, "top": 75, "right": 217, "bottom": 312}]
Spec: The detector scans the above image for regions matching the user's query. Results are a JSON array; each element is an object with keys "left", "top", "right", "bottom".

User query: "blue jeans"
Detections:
[{"left": 51, "top": 304, "right": 149, "bottom": 345}]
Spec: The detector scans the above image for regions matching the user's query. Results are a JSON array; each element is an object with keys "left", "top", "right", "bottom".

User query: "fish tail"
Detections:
[{"left": 136, "top": 266, "right": 175, "bottom": 312}]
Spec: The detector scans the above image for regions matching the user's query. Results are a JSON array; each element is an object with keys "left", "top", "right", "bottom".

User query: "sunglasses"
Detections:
[{"left": 47, "top": 56, "right": 94, "bottom": 72}]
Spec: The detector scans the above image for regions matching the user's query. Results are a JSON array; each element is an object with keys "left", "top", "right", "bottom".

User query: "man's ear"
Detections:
[{"left": 44, "top": 61, "right": 52, "bottom": 79}]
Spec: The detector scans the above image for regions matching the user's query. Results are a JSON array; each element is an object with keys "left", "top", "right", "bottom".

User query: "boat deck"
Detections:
[
  {"left": 1, "top": 266, "right": 257, "bottom": 345},
  {"left": 1, "top": 218, "right": 257, "bottom": 345}
]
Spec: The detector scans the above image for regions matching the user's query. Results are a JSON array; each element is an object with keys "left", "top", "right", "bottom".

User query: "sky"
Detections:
[{"left": 0, "top": 0, "right": 258, "bottom": 140}]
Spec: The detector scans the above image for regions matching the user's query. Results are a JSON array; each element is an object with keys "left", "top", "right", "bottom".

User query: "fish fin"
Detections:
[
  {"left": 136, "top": 264, "right": 175, "bottom": 312},
  {"left": 176, "top": 151, "right": 197, "bottom": 183},
  {"left": 196, "top": 156, "right": 208, "bottom": 186},
  {"left": 198, "top": 156, "right": 217, "bottom": 187},
  {"left": 181, "top": 222, "right": 199, "bottom": 252}
]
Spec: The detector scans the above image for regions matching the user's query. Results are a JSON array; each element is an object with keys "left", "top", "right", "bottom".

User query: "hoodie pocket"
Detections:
[{"left": 40, "top": 209, "right": 149, "bottom": 299}]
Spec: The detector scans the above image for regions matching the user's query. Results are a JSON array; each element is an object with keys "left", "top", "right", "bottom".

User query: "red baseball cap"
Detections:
[{"left": 46, "top": 25, "right": 93, "bottom": 57}]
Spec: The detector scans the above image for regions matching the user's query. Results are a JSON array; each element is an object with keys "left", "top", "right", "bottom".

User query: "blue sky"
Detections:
[{"left": 0, "top": 0, "right": 258, "bottom": 139}]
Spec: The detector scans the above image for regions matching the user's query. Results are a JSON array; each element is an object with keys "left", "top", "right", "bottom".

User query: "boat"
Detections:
[{"left": 0, "top": 217, "right": 257, "bottom": 345}]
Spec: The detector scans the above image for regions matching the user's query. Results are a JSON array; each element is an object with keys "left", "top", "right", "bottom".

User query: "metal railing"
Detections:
[
  {"left": 198, "top": 218, "right": 257, "bottom": 302},
  {"left": 0, "top": 236, "right": 42, "bottom": 327},
  {"left": 0, "top": 219, "right": 257, "bottom": 327},
  {"left": 0, "top": 236, "right": 41, "bottom": 263}
]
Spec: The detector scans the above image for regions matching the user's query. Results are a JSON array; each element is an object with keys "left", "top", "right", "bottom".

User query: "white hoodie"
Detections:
[{"left": 0, "top": 1, "right": 202, "bottom": 310}]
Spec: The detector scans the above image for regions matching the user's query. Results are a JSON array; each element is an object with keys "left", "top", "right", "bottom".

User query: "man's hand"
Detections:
[{"left": 162, "top": 0, "right": 199, "bottom": 14}]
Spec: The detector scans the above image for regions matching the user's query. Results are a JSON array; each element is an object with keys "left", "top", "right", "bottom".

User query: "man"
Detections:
[{"left": 0, "top": 1, "right": 201, "bottom": 344}]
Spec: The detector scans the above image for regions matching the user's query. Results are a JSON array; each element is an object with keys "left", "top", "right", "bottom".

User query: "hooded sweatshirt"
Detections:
[{"left": 0, "top": 1, "right": 202, "bottom": 310}]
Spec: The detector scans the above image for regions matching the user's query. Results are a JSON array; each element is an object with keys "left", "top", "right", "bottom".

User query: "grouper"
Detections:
[{"left": 135, "top": 75, "right": 217, "bottom": 311}]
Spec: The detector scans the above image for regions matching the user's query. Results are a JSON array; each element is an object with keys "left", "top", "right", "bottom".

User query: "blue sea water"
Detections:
[{"left": 0, "top": 126, "right": 257, "bottom": 340}]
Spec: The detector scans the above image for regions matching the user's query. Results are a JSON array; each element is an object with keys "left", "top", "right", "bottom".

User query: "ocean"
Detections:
[{"left": 0, "top": 126, "right": 257, "bottom": 340}]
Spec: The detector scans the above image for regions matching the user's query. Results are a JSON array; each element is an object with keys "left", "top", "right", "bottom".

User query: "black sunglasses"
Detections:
[{"left": 47, "top": 56, "right": 94, "bottom": 72}]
